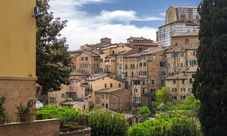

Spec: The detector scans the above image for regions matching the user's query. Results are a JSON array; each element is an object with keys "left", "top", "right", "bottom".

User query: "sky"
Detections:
[{"left": 49, "top": 0, "right": 201, "bottom": 50}]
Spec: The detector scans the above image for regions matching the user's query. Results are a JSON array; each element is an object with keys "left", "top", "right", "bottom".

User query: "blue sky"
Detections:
[{"left": 49, "top": 0, "right": 201, "bottom": 50}]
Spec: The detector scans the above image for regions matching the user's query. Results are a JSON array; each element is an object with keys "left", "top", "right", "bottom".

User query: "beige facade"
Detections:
[
  {"left": 171, "top": 32, "right": 199, "bottom": 46},
  {"left": 165, "top": 45, "right": 198, "bottom": 77},
  {"left": 99, "top": 43, "right": 132, "bottom": 74},
  {"left": 48, "top": 72, "right": 89, "bottom": 111},
  {"left": 75, "top": 51, "right": 100, "bottom": 74},
  {"left": 86, "top": 74, "right": 125, "bottom": 108},
  {"left": 95, "top": 88, "right": 131, "bottom": 111},
  {"left": 165, "top": 67, "right": 196, "bottom": 101}
]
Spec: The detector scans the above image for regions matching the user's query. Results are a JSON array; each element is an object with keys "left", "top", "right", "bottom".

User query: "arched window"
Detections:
[{"left": 168, "top": 12, "right": 173, "bottom": 23}]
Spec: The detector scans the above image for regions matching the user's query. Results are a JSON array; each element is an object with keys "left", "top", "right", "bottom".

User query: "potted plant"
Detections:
[
  {"left": 16, "top": 98, "right": 36, "bottom": 122},
  {"left": 0, "top": 96, "right": 9, "bottom": 124}
]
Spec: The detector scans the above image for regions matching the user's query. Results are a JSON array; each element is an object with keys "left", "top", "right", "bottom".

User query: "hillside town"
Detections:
[{"left": 40, "top": 5, "right": 200, "bottom": 114}]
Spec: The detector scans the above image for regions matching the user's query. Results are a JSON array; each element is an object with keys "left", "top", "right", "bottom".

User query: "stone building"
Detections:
[
  {"left": 94, "top": 88, "right": 131, "bottom": 111},
  {"left": 157, "top": 6, "right": 200, "bottom": 47}
]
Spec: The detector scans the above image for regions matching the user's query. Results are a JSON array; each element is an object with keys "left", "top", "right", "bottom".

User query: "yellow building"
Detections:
[
  {"left": 171, "top": 32, "right": 199, "bottom": 46},
  {"left": 0, "top": 0, "right": 36, "bottom": 121}
]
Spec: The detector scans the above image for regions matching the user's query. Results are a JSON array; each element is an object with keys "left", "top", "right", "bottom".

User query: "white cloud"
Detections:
[{"left": 49, "top": 0, "right": 162, "bottom": 50}]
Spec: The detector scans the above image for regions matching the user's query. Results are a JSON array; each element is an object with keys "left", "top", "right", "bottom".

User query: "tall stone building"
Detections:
[{"left": 157, "top": 6, "right": 200, "bottom": 47}]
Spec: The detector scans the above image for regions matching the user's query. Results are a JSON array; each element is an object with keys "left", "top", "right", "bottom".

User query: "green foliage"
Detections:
[
  {"left": 128, "top": 114, "right": 203, "bottom": 136},
  {"left": 138, "top": 106, "right": 151, "bottom": 116},
  {"left": 193, "top": 0, "right": 227, "bottom": 135},
  {"left": 36, "top": 105, "right": 81, "bottom": 127},
  {"left": 36, "top": 0, "right": 72, "bottom": 94},
  {"left": 16, "top": 98, "right": 36, "bottom": 122},
  {"left": 155, "top": 87, "right": 171, "bottom": 106},
  {"left": 0, "top": 96, "right": 9, "bottom": 123},
  {"left": 88, "top": 109, "right": 128, "bottom": 136}
]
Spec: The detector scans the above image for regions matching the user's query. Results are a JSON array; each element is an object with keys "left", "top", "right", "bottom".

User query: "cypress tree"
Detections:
[{"left": 193, "top": 0, "right": 227, "bottom": 135}]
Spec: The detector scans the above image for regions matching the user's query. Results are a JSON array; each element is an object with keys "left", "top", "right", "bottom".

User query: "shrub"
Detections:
[{"left": 88, "top": 109, "right": 128, "bottom": 136}]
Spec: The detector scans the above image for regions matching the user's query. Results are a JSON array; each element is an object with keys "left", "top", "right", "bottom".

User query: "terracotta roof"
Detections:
[
  {"left": 165, "top": 45, "right": 198, "bottom": 53},
  {"left": 95, "top": 88, "right": 124, "bottom": 94},
  {"left": 83, "top": 51, "right": 99, "bottom": 57},
  {"left": 127, "top": 37, "right": 149, "bottom": 40},
  {"left": 165, "top": 73, "right": 188, "bottom": 80},
  {"left": 142, "top": 47, "right": 167, "bottom": 55},
  {"left": 88, "top": 73, "right": 108, "bottom": 81},
  {"left": 70, "top": 71, "right": 89, "bottom": 76},
  {"left": 125, "top": 53, "right": 141, "bottom": 58},
  {"left": 187, "top": 66, "right": 198, "bottom": 73}
]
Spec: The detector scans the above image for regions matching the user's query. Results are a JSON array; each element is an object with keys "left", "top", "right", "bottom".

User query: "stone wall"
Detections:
[
  {"left": 60, "top": 128, "right": 91, "bottom": 136},
  {"left": 0, "top": 77, "right": 36, "bottom": 122},
  {"left": 0, "top": 119, "right": 60, "bottom": 136}
]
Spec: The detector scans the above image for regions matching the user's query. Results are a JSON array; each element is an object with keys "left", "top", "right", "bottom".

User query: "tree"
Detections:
[
  {"left": 193, "top": 0, "right": 227, "bottom": 135},
  {"left": 36, "top": 0, "right": 72, "bottom": 94},
  {"left": 138, "top": 106, "right": 151, "bottom": 122},
  {"left": 155, "top": 87, "right": 171, "bottom": 105}
]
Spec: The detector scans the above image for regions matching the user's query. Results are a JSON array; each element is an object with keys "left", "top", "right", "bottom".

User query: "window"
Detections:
[
  {"left": 85, "top": 57, "right": 88, "bottom": 61},
  {"left": 139, "top": 48, "right": 143, "bottom": 52},
  {"left": 172, "top": 53, "right": 178, "bottom": 57},
  {"left": 143, "top": 71, "right": 147, "bottom": 76},
  {"left": 182, "top": 79, "right": 185, "bottom": 84},
  {"left": 81, "top": 57, "right": 84, "bottom": 61},
  {"left": 131, "top": 72, "right": 134, "bottom": 76},
  {"left": 152, "top": 55, "right": 156, "bottom": 60},
  {"left": 139, "top": 63, "right": 142, "bottom": 67},
  {"left": 193, "top": 51, "right": 196, "bottom": 56},
  {"left": 189, "top": 78, "right": 193, "bottom": 84},
  {"left": 181, "top": 95, "right": 186, "bottom": 100},
  {"left": 185, "top": 38, "right": 189, "bottom": 44},
  {"left": 139, "top": 71, "right": 142, "bottom": 76},
  {"left": 172, "top": 88, "right": 177, "bottom": 92},
  {"left": 181, "top": 53, "right": 184, "bottom": 57},
  {"left": 142, "top": 81, "right": 145, "bottom": 85},
  {"left": 69, "top": 86, "right": 74, "bottom": 91},
  {"left": 94, "top": 57, "right": 98, "bottom": 61},
  {"left": 110, "top": 83, "right": 113, "bottom": 87},
  {"left": 125, "top": 64, "right": 127, "bottom": 69},
  {"left": 172, "top": 96, "right": 177, "bottom": 100},
  {"left": 188, "top": 88, "right": 192, "bottom": 92},
  {"left": 106, "top": 95, "right": 108, "bottom": 99},
  {"left": 151, "top": 80, "right": 155, "bottom": 85},
  {"left": 100, "top": 59, "right": 103, "bottom": 62},
  {"left": 181, "top": 88, "right": 186, "bottom": 92},
  {"left": 94, "top": 64, "right": 98, "bottom": 67},
  {"left": 181, "top": 63, "right": 183, "bottom": 67},
  {"left": 61, "top": 93, "right": 65, "bottom": 98},
  {"left": 130, "top": 64, "right": 134, "bottom": 68},
  {"left": 160, "top": 62, "right": 165, "bottom": 67},
  {"left": 134, "top": 89, "right": 138, "bottom": 94},
  {"left": 119, "top": 84, "right": 121, "bottom": 87},
  {"left": 143, "top": 62, "right": 146, "bottom": 66},
  {"left": 161, "top": 71, "right": 166, "bottom": 76},
  {"left": 173, "top": 80, "right": 176, "bottom": 84},
  {"left": 161, "top": 80, "right": 164, "bottom": 85},
  {"left": 105, "top": 84, "right": 107, "bottom": 87},
  {"left": 159, "top": 55, "right": 163, "bottom": 60},
  {"left": 151, "top": 89, "right": 156, "bottom": 93},
  {"left": 168, "top": 12, "right": 173, "bottom": 23},
  {"left": 125, "top": 72, "right": 128, "bottom": 77}
]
